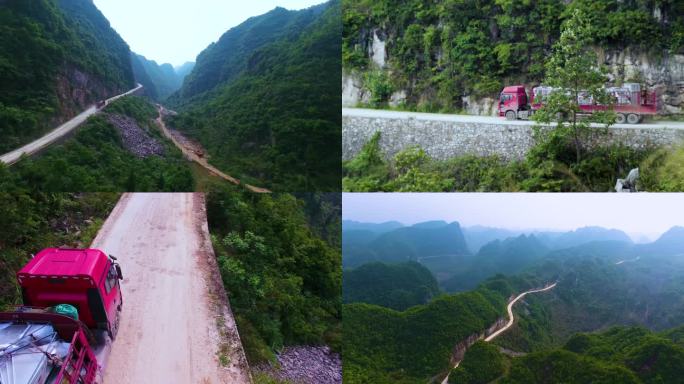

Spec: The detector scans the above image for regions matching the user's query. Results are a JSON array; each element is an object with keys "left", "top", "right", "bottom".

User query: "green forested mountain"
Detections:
[
  {"left": 167, "top": 0, "right": 341, "bottom": 191},
  {"left": 131, "top": 53, "right": 191, "bottom": 100},
  {"left": 0, "top": 0, "right": 134, "bottom": 153},
  {"left": 343, "top": 224, "right": 684, "bottom": 383},
  {"left": 343, "top": 275, "right": 541, "bottom": 383},
  {"left": 343, "top": 261, "right": 440, "bottom": 310},
  {"left": 443, "top": 234, "right": 549, "bottom": 292},
  {"left": 484, "top": 326, "right": 684, "bottom": 384}
]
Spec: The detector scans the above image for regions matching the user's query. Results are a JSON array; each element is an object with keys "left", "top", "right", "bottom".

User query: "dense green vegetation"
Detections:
[
  {"left": 343, "top": 0, "right": 684, "bottom": 110},
  {"left": 1, "top": 96, "right": 194, "bottom": 191},
  {"left": 343, "top": 275, "right": 541, "bottom": 383},
  {"left": 0, "top": 0, "right": 134, "bottom": 152},
  {"left": 168, "top": 0, "right": 341, "bottom": 191},
  {"left": 343, "top": 218, "right": 684, "bottom": 382},
  {"left": 343, "top": 261, "right": 440, "bottom": 310},
  {"left": 449, "top": 341, "right": 505, "bottom": 384},
  {"left": 206, "top": 186, "right": 341, "bottom": 365},
  {"left": 0, "top": 192, "right": 120, "bottom": 310},
  {"left": 500, "top": 326, "right": 684, "bottom": 384},
  {"left": 342, "top": 131, "right": 654, "bottom": 192}
]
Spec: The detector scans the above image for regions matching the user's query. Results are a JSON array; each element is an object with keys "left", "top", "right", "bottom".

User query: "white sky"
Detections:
[
  {"left": 343, "top": 193, "right": 684, "bottom": 241},
  {"left": 93, "top": 0, "right": 324, "bottom": 66}
]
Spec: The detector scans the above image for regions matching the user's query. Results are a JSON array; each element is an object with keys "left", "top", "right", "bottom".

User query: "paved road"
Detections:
[
  {"left": 484, "top": 282, "right": 558, "bottom": 342},
  {"left": 155, "top": 105, "right": 271, "bottom": 193},
  {"left": 0, "top": 84, "right": 143, "bottom": 165},
  {"left": 91, "top": 193, "right": 250, "bottom": 384},
  {"left": 441, "top": 282, "right": 557, "bottom": 384},
  {"left": 343, "top": 108, "right": 684, "bottom": 130}
]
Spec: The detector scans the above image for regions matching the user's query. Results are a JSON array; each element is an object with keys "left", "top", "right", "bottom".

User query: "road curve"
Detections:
[
  {"left": 440, "top": 282, "right": 557, "bottom": 384},
  {"left": 343, "top": 108, "right": 684, "bottom": 130},
  {"left": 484, "top": 282, "right": 557, "bottom": 342},
  {"left": 91, "top": 193, "right": 250, "bottom": 384},
  {"left": 0, "top": 84, "right": 143, "bottom": 165}
]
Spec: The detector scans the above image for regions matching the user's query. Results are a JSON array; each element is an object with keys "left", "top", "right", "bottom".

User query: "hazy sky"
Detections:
[
  {"left": 93, "top": 0, "right": 324, "bottom": 66},
  {"left": 343, "top": 193, "right": 684, "bottom": 240}
]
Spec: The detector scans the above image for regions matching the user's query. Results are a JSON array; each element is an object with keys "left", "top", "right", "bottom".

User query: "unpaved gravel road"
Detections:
[
  {"left": 343, "top": 108, "right": 684, "bottom": 129},
  {"left": 0, "top": 84, "right": 143, "bottom": 165},
  {"left": 91, "top": 193, "right": 250, "bottom": 384},
  {"left": 155, "top": 106, "right": 271, "bottom": 194}
]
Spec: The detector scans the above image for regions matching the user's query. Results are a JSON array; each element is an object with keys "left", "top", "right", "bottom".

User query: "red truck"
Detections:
[
  {"left": 498, "top": 83, "right": 657, "bottom": 124},
  {"left": 0, "top": 248, "right": 123, "bottom": 383}
]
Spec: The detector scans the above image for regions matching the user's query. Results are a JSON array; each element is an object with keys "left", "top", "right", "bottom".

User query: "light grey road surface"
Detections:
[
  {"left": 343, "top": 108, "right": 684, "bottom": 130},
  {"left": 92, "top": 193, "right": 251, "bottom": 384},
  {"left": 0, "top": 84, "right": 143, "bottom": 165}
]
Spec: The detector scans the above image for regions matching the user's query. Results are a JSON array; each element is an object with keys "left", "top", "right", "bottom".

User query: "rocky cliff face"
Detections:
[
  {"left": 344, "top": 29, "right": 684, "bottom": 115},
  {"left": 449, "top": 316, "right": 508, "bottom": 365},
  {"left": 54, "top": 65, "right": 124, "bottom": 125}
]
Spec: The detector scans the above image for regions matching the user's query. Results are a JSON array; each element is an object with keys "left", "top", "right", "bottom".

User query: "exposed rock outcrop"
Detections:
[
  {"left": 256, "top": 346, "right": 341, "bottom": 384},
  {"left": 107, "top": 114, "right": 164, "bottom": 158}
]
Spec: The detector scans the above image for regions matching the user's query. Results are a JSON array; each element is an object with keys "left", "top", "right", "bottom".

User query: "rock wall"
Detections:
[
  {"left": 343, "top": 29, "right": 684, "bottom": 114},
  {"left": 343, "top": 114, "right": 684, "bottom": 161}
]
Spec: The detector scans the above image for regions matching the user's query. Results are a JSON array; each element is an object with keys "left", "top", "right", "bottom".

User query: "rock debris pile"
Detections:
[
  {"left": 257, "top": 346, "right": 341, "bottom": 384},
  {"left": 107, "top": 114, "right": 164, "bottom": 158}
]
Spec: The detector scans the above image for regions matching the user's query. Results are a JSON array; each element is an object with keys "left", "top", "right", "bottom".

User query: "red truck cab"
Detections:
[
  {"left": 17, "top": 248, "right": 123, "bottom": 338},
  {"left": 498, "top": 85, "right": 530, "bottom": 120}
]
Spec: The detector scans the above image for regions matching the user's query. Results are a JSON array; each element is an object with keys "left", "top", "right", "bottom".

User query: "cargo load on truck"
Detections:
[
  {"left": 0, "top": 248, "right": 123, "bottom": 384},
  {"left": 498, "top": 83, "right": 658, "bottom": 124}
]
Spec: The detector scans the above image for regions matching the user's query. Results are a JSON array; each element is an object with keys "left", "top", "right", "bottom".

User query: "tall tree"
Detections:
[{"left": 533, "top": 7, "right": 614, "bottom": 164}]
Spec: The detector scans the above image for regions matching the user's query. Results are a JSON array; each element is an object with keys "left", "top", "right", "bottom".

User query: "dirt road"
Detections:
[
  {"left": 343, "top": 108, "right": 684, "bottom": 129},
  {"left": 91, "top": 193, "right": 250, "bottom": 384},
  {"left": 155, "top": 106, "right": 271, "bottom": 194},
  {"left": 0, "top": 84, "right": 143, "bottom": 165}
]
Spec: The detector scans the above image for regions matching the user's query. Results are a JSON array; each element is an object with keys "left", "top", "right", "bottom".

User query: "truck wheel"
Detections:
[
  {"left": 615, "top": 113, "right": 626, "bottom": 124},
  {"left": 505, "top": 110, "right": 516, "bottom": 120},
  {"left": 627, "top": 114, "right": 640, "bottom": 124}
]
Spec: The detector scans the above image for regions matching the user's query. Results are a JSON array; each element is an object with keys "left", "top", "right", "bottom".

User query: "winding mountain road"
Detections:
[
  {"left": 91, "top": 193, "right": 250, "bottom": 384},
  {"left": 440, "top": 282, "right": 557, "bottom": 384},
  {"left": 0, "top": 84, "right": 143, "bottom": 165},
  {"left": 343, "top": 108, "right": 684, "bottom": 130}
]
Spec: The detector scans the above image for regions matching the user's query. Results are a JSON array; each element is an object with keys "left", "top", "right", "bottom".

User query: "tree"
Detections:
[{"left": 532, "top": 8, "right": 614, "bottom": 164}]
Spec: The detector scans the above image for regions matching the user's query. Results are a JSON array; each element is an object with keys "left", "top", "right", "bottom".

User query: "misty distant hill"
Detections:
[
  {"left": 550, "top": 226, "right": 632, "bottom": 249},
  {"left": 131, "top": 53, "right": 193, "bottom": 100},
  {"left": 343, "top": 221, "right": 470, "bottom": 269}
]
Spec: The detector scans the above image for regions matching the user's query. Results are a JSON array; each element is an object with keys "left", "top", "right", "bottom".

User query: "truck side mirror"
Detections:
[{"left": 115, "top": 264, "right": 123, "bottom": 280}]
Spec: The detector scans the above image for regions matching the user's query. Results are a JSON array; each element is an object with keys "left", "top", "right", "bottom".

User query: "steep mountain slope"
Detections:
[
  {"left": 0, "top": 0, "right": 134, "bottom": 152},
  {"left": 131, "top": 53, "right": 189, "bottom": 100},
  {"left": 167, "top": 0, "right": 341, "bottom": 191},
  {"left": 343, "top": 261, "right": 440, "bottom": 310}
]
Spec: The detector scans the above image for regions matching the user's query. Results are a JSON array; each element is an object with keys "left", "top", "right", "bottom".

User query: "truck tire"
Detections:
[
  {"left": 627, "top": 113, "right": 640, "bottom": 124},
  {"left": 615, "top": 113, "right": 626, "bottom": 124},
  {"left": 505, "top": 110, "right": 516, "bottom": 120}
]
